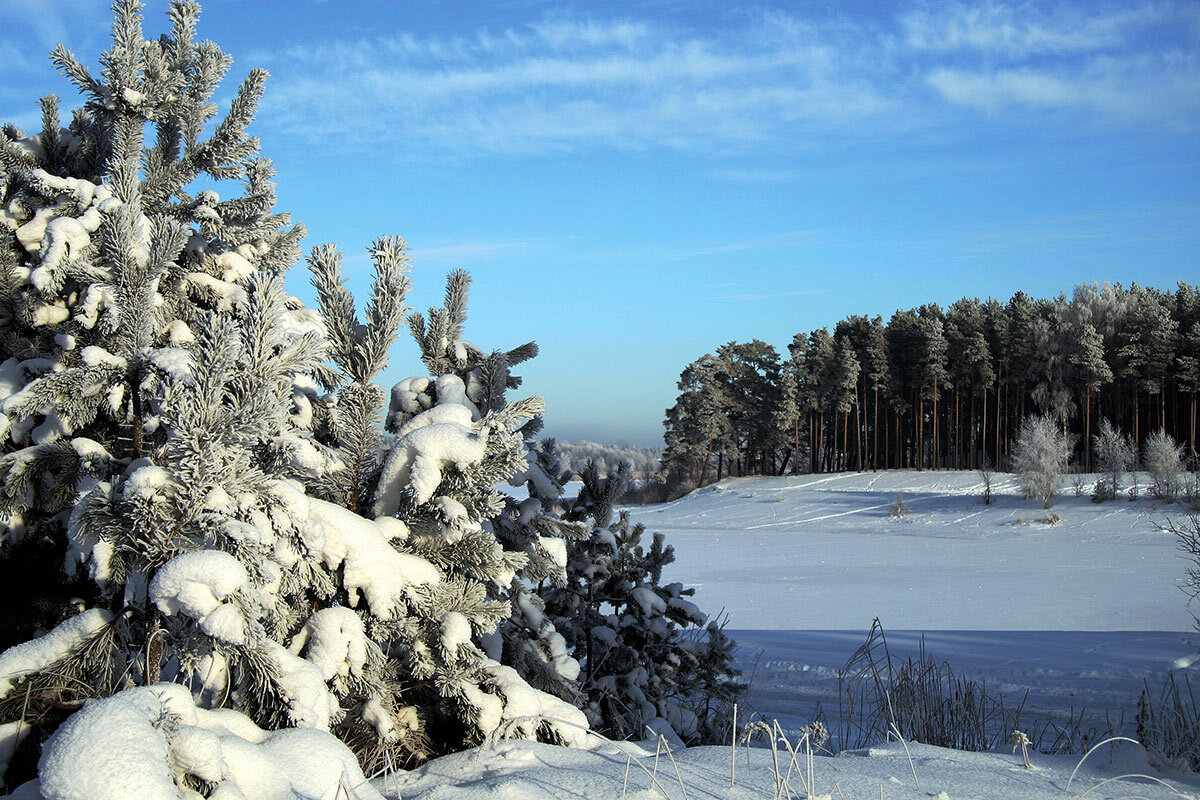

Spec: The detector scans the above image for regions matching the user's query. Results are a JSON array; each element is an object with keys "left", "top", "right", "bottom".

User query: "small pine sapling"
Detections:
[{"left": 545, "top": 459, "right": 744, "bottom": 744}]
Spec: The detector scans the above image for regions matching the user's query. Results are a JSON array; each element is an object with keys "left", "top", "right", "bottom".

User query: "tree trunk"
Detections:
[
  {"left": 918, "top": 395, "right": 925, "bottom": 470},
  {"left": 873, "top": 386, "right": 880, "bottom": 471},
  {"left": 1084, "top": 386, "right": 1091, "bottom": 473},
  {"left": 698, "top": 439, "right": 714, "bottom": 487}
]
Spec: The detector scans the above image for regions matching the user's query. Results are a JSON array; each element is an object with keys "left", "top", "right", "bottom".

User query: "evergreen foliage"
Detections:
[{"left": 545, "top": 460, "right": 744, "bottom": 745}]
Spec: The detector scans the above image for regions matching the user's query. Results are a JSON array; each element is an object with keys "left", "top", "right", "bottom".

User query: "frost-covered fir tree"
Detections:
[
  {"left": 544, "top": 459, "right": 744, "bottom": 746},
  {"left": 0, "top": 0, "right": 305, "bottom": 650}
]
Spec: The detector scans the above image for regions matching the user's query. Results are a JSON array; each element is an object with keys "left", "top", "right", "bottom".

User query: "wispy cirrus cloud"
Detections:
[
  {"left": 927, "top": 54, "right": 1200, "bottom": 120},
  {"left": 251, "top": 2, "right": 1199, "bottom": 161},
  {"left": 409, "top": 240, "right": 541, "bottom": 264},
  {"left": 899, "top": 1, "right": 1168, "bottom": 56},
  {"left": 256, "top": 11, "right": 898, "bottom": 157}
]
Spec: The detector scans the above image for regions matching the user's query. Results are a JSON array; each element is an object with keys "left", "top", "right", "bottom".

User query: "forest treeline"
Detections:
[{"left": 663, "top": 283, "right": 1200, "bottom": 486}]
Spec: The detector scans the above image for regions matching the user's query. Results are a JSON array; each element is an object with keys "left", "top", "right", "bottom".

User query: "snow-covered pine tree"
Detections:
[
  {"left": 0, "top": 3, "right": 586, "bottom": 793},
  {"left": 545, "top": 459, "right": 744, "bottom": 746},
  {"left": 370, "top": 268, "right": 588, "bottom": 753}
]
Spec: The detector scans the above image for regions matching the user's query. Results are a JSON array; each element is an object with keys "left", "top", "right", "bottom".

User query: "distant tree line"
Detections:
[
  {"left": 663, "top": 283, "right": 1200, "bottom": 486},
  {"left": 556, "top": 440, "right": 663, "bottom": 479}
]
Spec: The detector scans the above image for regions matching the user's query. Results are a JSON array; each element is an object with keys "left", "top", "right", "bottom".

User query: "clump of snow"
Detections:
[
  {"left": 122, "top": 464, "right": 176, "bottom": 502},
  {"left": 440, "top": 611, "right": 473, "bottom": 653},
  {"left": 24, "top": 683, "right": 382, "bottom": 800},
  {"left": 482, "top": 661, "right": 588, "bottom": 747},
  {"left": 629, "top": 586, "right": 666, "bottom": 617},
  {"left": 261, "top": 641, "right": 341, "bottom": 730},
  {"left": 0, "top": 608, "right": 112, "bottom": 699},
  {"left": 373, "top": 406, "right": 489, "bottom": 513},
  {"left": 538, "top": 537, "right": 568, "bottom": 571},
  {"left": 307, "top": 498, "right": 440, "bottom": 619},
  {"left": 147, "top": 347, "right": 193, "bottom": 380},
  {"left": 289, "top": 607, "right": 368, "bottom": 682},
  {"left": 148, "top": 550, "right": 253, "bottom": 645}
]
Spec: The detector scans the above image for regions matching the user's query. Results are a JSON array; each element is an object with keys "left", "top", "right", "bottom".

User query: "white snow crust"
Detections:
[
  {"left": 0, "top": 609, "right": 112, "bottom": 699},
  {"left": 307, "top": 498, "right": 440, "bottom": 618}
]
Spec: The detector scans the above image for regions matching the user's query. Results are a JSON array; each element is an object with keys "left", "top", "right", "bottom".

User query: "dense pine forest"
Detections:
[{"left": 664, "top": 283, "right": 1200, "bottom": 485}]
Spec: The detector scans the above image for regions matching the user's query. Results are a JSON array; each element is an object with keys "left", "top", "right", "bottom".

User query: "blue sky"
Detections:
[{"left": 2, "top": 0, "right": 1197, "bottom": 445}]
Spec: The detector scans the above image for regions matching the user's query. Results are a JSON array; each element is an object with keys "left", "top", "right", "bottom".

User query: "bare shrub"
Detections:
[
  {"left": 979, "top": 460, "right": 995, "bottom": 505},
  {"left": 1137, "top": 674, "right": 1200, "bottom": 772},
  {"left": 889, "top": 492, "right": 910, "bottom": 518},
  {"left": 1173, "top": 514, "right": 1200, "bottom": 630}
]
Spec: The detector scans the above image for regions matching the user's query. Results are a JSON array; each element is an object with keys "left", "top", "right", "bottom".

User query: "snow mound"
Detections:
[{"left": 12, "top": 683, "right": 382, "bottom": 800}]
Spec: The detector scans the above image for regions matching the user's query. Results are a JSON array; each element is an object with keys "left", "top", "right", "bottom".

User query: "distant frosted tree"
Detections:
[
  {"left": 1092, "top": 419, "right": 1135, "bottom": 502},
  {"left": 1014, "top": 413, "right": 1070, "bottom": 508},
  {"left": 1069, "top": 321, "right": 1112, "bottom": 472},
  {"left": 663, "top": 353, "right": 732, "bottom": 487},
  {"left": 1144, "top": 429, "right": 1184, "bottom": 501}
]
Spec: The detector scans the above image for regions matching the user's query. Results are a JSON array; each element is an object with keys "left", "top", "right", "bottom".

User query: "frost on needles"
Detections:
[{"left": 0, "top": 2, "right": 739, "bottom": 797}]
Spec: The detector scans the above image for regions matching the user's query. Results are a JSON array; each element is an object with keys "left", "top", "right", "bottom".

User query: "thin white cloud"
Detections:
[
  {"left": 900, "top": 1, "right": 1165, "bottom": 57},
  {"left": 410, "top": 241, "right": 540, "bottom": 264},
  {"left": 927, "top": 53, "right": 1200, "bottom": 120},
  {"left": 257, "top": 11, "right": 898, "bottom": 156},
  {"left": 249, "top": 3, "right": 1199, "bottom": 159}
]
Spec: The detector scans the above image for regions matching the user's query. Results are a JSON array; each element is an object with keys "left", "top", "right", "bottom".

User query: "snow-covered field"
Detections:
[
  {"left": 635, "top": 470, "right": 1189, "bottom": 631},
  {"left": 392, "top": 470, "right": 1200, "bottom": 799}
]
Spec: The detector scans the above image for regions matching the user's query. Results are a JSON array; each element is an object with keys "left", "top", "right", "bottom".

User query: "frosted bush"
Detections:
[
  {"left": 1014, "top": 414, "right": 1070, "bottom": 509},
  {"left": 1144, "top": 429, "right": 1184, "bottom": 502},
  {"left": 1092, "top": 419, "right": 1135, "bottom": 502}
]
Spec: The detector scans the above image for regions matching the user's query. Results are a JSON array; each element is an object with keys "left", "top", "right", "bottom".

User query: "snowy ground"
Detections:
[
  {"left": 617, "top": 470, "right": 1200, "bottom": 751},
  {"left": 384, "top": 736, "right": 1200, "bottom": 799},
  {"left": 393, "top": 470, "right": 1200, "bottom": 799},
  {"left": 634, "top": 470, "right": 1189, "bottom": 631}
]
